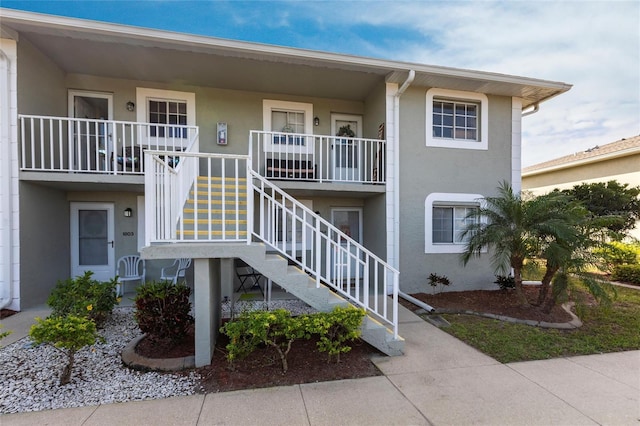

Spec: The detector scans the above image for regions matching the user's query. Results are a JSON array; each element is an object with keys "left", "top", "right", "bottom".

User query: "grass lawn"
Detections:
[{"left": 437, "top": 285, "right": 640, "bottom": 363}]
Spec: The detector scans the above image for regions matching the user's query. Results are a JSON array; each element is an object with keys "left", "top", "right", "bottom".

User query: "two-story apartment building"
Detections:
[{"left": 0, "top": 9, "right": 570, "bottom": 364}]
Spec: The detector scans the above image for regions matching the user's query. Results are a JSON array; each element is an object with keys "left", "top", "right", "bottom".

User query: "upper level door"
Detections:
[
  {"left": 68, "top": 91, "right": 113, "bottom": 171},
  {"left": 70, "top": 202, "right": 115, "bottom": 282},
  {"left": 331, "top": 114, "right": 362, "bottom": 182}
]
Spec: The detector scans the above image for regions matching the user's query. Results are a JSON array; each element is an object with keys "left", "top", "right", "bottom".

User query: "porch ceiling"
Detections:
[
  {"left": 16, "top": 31, "right": 387, "bottom": 101},
  {"left": 3, "top": 9, "right": 570, "bottom": 106}
]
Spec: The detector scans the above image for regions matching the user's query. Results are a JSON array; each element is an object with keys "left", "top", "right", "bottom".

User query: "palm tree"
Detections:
[
  {"left": 462, "top": 182, "right": 615, "bottom": 310},
  {"left": 460, "top": 182, "right": 536, "bottom": 306},
  {"left": 460, "top": 182, "right": 576, "bottom": 307}
]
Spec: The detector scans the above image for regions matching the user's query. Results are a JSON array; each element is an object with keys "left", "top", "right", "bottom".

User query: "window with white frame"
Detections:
[
  {"left": 263, "top": 100, "right": 313, "bottom": 150},
  {"left": 432, "top": 206, "right": 476, "bottom": 244},
  {"left": 136, "top": 88, "right": 196, "bottom": 148},
  {"left": 426, "top": 88, "right": 488, "bottom": 150},
  {"left": 148, "top": 99, "right": 188, "bottom": 138},
  {"left": 425, "top": 193, "right": 483, "bottom": 253}
]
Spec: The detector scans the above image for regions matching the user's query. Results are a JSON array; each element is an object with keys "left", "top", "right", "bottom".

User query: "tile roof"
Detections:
[{"left": 523, "top": 135, "right": 640, "bottom": 174}]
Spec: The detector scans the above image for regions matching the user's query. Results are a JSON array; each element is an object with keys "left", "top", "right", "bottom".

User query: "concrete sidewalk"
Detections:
[{"left": 1, "top": 304, "right": 638, "bottom": 425}]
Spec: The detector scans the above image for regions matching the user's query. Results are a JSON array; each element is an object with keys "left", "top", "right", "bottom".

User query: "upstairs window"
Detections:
[
  {"left": 432, "top": 99, "right": 478, "bottom": 141},
  {"left": 263, "top": 100, "right": 314, "bottom": 152},
  {"left": 271, "top": 109, "right": 306, "bottom": 145},
  {"left": 426, "top": 88, "right": 488, "bottom": 150},
  {"left": 136, "top": 88, "right": 196, "bottom": 149},
  {"left": 148, "top": 99, "right": 188, "bottom": 138}
]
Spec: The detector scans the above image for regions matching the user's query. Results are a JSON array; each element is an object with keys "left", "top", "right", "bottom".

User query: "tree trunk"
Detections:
[
  {"left": 513, "top": 265, "right": 530, "bottom": 307},
  {"left": 60, "top": 350, "right": 75, "bottom": 386},
  {"left": 536, "top": 264, "right": 559, "bottom": 306}
]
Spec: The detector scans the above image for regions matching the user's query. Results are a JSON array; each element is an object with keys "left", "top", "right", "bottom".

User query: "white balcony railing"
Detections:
[
  {"left": 19, "top": 115, "right": 198, "bottom": 174},
  {"left": 250, "top": 130, "right": 386, "bottom": 184}
]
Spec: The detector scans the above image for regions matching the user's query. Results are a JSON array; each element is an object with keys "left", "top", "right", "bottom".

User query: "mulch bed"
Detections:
[
  {"left": 1, "top": 309, "right": 18, "bottom": 320},
  {"left": 134, "top": 327, "right": 383, "bottom": 393},
  {"left": 403, "top": 285, "right": 575, "bottom": 323}
]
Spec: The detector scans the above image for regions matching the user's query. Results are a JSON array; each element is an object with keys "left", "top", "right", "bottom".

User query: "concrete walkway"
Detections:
[{"left": 1, "top": 304, "right": 638, "bottom": 425}]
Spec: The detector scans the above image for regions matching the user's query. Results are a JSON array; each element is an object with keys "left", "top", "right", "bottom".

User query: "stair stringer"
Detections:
[{"left": 238, "top": 244, "right": 404, "bottom": 356}]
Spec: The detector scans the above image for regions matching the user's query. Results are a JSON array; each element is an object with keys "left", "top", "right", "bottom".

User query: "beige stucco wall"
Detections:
[
  {"left": 397, "top": 87, "right": 515, "bottom": 293},
  {"left": 64, "top": 73, "right": 367, "bottom": 155},
  {"left": 522, "top": 153, "right": 640, "bottom": 240},
  {"left": 522, "top": 155, "right": 640, "bottom": 194},
  {"left": 17, "top": 36, "right": 66, "bottom": 116},
  {"left": 18, "top": 182, "right": 69, "bottom": 308}
]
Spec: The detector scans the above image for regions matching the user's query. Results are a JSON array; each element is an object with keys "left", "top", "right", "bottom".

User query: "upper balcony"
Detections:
[
  {"left": 18, "top": 115, "right": 198, "bottom": 188},
  {"left": 249, "top": 130, "right": 386, "bottom": 196},
  {"left": 18, "top": 115, "right": 387, "bottom": 193}
]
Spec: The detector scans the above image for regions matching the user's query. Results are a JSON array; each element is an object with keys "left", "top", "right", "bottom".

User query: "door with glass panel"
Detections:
[
  {"left": 70, "top": 202, "right": 115, "bottom": 281},
  {"left": 68, "top": 91, "right": 113, "bottom": 172},
  {"left": 331, "top": 114, "right": 362, "bottom": 182}
]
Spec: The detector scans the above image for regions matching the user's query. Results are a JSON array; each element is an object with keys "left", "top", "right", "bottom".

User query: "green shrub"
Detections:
[
  {"left": 595, "top": 242, "right": 640, "bottom": 272},
  {"left": 428, "top": 273, "right": 451, "bottom": 294},
  {"left": 221, "top": 306, "right": 366, "bottom": 370},
  {"left": 29, "top": 315, "right": 103, "bottom": 385},
  {"left": 221, "top": 309, "right": 307, "bottom": 373},
  {"left": 134, "top": 281, "right": 194, "bottom": 342},
  {"left": 305, "top": 306, "right": 365, "bottom": 363},
  {"left": 0, "top": 325, "right": 10, "bottom": 341},
  {"left": 612, "top": 264, "right": 640, "bottom": 284},
  {"left": 47, "top": 271, "right": 118, "bottom": 327},
  {"left": 494, "top": 275, "right": 515, "bottom": 290}
]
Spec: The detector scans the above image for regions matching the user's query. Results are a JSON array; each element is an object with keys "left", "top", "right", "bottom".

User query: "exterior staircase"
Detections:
[
  {"left": 232, "top": 242, "right": 404, "bottom": 356},
  {"left": 147, "top": 151, "right": 404, "bottom": 356},
  {"left": 178, "top": 176, "right": 248, "bottom": 240},
  {"left": 176, "top": 176, "right": 403, "bottom": 356}
]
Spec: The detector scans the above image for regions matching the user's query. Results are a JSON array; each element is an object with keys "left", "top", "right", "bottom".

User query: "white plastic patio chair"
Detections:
[
  {"left": 160, "top": 258, "right": 192, "bottom": 284},
  {"left": 116, "top": 255, "right": 146, "bottom": 296}
]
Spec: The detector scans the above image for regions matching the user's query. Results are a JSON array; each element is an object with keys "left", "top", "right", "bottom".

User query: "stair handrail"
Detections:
[{"left": 248, "top": 168, "right": 399, "bottom": 338}]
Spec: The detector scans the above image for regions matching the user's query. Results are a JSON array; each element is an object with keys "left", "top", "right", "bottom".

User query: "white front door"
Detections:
[
  {"left": 68, "top": 91, "right": 113, "bottom": 171},
  {"left": 70, "top": 202, "right": 115, "bottom": 281},
  {"left": 331, "top": 208, "right": 363, "bottom": 281},
  {"left": 331, "top": 114, "right": 362, "bottom": 182}
]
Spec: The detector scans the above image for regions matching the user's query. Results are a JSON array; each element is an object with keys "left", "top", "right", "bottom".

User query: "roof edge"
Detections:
[{"left": 1, "top": 7, "right": 572, "bottom": 95}]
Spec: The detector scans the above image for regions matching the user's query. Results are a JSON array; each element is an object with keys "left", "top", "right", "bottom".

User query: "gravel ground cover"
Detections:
[{"left": 0, "top": 300, "right": 316, "bottom": 414}]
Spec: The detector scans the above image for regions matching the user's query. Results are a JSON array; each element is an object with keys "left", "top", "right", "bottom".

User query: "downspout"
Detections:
[
  {"left": 390, "top": 70, "right": 414, "bottom": 292},
  {"left": 399, "top": 291, "right": 435, "bottom": 313}
]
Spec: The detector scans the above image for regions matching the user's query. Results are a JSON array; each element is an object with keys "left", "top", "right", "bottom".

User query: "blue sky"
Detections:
[{"left": 2, "top": 0, "right": 639, "bottom": 167}]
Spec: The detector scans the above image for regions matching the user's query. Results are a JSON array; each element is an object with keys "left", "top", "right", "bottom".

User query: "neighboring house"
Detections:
[
  {"left": 0, "top": 9, "right": 571, "bottom": 365},
  {"left": 522, "top": 135, "right": 640, "bottom": 240}
]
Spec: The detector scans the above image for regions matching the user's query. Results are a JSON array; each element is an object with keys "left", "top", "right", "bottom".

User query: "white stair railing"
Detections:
[
  {"left": 250, "top": 168, "right": 399, "bottom": 338},
  {"left": 144, "top": 150, "right": 250, "bottom": 244}
]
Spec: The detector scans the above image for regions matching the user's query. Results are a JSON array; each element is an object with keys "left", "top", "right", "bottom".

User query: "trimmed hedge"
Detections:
[{"left": 611, "top": 264, "right": 640, "bottom": 285}]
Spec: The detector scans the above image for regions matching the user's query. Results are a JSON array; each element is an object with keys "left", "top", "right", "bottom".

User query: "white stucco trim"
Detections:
[
  {"left": 425, "top": 192, "right": 484, "bottom": 254},
  {"left": 426, "top": 88, "right": 488, "bottom": 150},
  {"left": 511, "top": 97, "right": 522, "bottom": 193},
  {"left": 385, "top": 83, "right": 399, "bottom": 270},
  {"left": 0, "top": 38, "right": 19, "bottom": 310}
]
